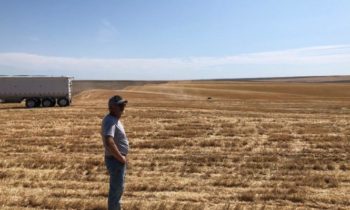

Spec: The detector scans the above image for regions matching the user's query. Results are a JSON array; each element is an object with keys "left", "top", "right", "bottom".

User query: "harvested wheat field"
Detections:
[{"left": 0, "top": 81, "right": 350, "bottom": 210}]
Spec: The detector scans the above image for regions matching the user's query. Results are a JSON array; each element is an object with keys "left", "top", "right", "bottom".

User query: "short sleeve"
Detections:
[{"left": 102, "top": 117, "right": 116, "bottom": 138}]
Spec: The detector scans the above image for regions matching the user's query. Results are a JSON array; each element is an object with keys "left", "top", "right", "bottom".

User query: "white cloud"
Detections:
[
  {"left": 96, "top": 19, "right": 118, "bottom": 43},
  {"left": 27, "top": 36, "right": 40, "bottom": 42},
  {"left": 0, "top": 45, "right": 349, "bottom": 79},
  {"left": 188, "top": 45, "right": 350, "bottom": 66}
]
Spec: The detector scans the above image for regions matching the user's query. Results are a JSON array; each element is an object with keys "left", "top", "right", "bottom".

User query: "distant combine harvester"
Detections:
[{"left": 0, "top": 76, "right": 73, "bottom": 108}]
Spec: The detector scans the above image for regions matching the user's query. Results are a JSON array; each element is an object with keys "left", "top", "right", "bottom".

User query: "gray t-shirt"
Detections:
[{"left": 101, "top": 114, "right": 129, "bottom": 156}]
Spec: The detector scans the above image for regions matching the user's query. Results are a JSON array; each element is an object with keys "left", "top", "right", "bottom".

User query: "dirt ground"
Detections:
[{"left": 0, "top": 81, "right": 349, "bottom": 209}]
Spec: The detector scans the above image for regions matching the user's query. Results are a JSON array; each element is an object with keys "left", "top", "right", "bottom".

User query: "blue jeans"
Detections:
[{"left": 105, "top": 157, "right": 126, "bottom": 210}]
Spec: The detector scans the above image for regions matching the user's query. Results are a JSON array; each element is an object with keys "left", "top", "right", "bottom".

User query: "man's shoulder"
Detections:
[{"left": 102, "top": 114, "right": 118, "bottom": 125}]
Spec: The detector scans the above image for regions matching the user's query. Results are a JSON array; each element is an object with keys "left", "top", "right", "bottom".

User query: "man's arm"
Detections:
[{"left": 105, "top": 136, "right": 126, "bottom": 164}]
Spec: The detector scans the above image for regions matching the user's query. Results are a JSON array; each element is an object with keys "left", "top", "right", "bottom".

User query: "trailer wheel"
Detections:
[
  {"left": 50, "top": 98, "right": 56, "bottom": 107},
  {"left": 58, "top": 98, "right": 69, "bottom": 107},
  {"left": 34, "top": 98, "right": 41, "bottom": 107},
  {"left": 25, "top": 98, "right": 36, "bottom": 108},
  {"left": 42, "top": 98, "right": 54, "bottom": 107}
]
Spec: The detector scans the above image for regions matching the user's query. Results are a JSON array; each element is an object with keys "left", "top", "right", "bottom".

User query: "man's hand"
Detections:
[{"left": 120, "top": 156, "right": 127, "bottom": 164}]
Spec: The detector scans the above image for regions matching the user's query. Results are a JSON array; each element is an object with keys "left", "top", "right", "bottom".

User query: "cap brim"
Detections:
[{"left": 117, "top": 99, "right": 128, "bottom": 105}]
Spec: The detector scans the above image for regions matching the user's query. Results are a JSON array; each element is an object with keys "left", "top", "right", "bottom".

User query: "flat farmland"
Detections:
[{"left": 0, "top": 81, "right": 350, "bottom": 209}]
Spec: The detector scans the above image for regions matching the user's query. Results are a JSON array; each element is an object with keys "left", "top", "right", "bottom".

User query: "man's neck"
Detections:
[{"left": 109, "top": 112, "right": 120, "bottom": 119}]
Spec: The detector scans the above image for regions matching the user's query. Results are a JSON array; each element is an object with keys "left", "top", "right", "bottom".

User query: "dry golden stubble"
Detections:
[{"left": 0, "top": 82, "right": 350, "bottom": 209}]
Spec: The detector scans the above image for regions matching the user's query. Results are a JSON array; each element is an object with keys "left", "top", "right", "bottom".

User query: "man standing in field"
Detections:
[{"left": 101, "top": 95, "right": 129, "bottom": 210}]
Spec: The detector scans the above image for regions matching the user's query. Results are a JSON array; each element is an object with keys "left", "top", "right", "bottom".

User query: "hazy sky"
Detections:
[{"left": 0, "top": 0, "right": 350, "bottom": 80}]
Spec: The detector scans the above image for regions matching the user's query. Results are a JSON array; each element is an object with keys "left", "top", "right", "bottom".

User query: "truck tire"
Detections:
[
  {"left": 58, "top": 98, "right": 69, "bottom": 107},
  {"left": 34, "top": 98, "right": 41, "bottom": 107},
  {"left": 25, "top": 98, "right": 36, "bottom": 108},
  {"left": 50, "top": 98, "right": 56, "bottom": 107},
  {"left": 42, "top": 98, "right": 54, "bottom": 107}
]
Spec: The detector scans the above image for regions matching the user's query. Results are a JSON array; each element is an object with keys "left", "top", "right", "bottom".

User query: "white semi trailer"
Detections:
[{"left": 0, "top": 76, "right": 72, "bottom": 108}]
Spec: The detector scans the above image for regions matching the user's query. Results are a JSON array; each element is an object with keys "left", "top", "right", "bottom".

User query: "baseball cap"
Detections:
[{"left": 108, "top": 95, "right": 128, "bottom": 107}]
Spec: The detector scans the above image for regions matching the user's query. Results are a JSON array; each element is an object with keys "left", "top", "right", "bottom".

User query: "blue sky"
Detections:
[{"left": 0, "top": 0, "right": 349, "bottom": 80}]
